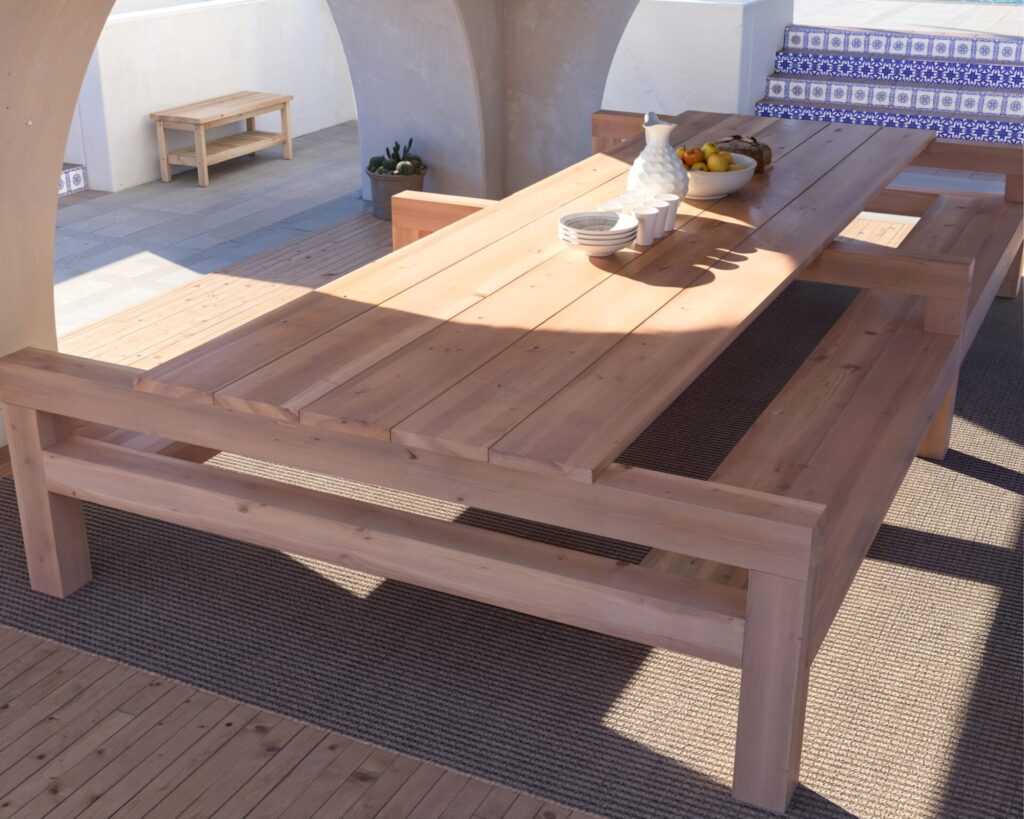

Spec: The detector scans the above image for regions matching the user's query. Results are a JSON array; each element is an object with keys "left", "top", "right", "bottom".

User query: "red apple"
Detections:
[{"left": 681, "top": 147, "right": 703, "bottom": 167}]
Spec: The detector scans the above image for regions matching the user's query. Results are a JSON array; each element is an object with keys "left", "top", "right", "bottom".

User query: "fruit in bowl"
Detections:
[{"left": 675, "top": 149, "right": 758, "bottom": 200}]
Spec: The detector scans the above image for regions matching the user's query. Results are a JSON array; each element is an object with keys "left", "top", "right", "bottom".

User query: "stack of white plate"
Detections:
[{"left": 558, "top": 212, "right": 638, "bottom": 257}]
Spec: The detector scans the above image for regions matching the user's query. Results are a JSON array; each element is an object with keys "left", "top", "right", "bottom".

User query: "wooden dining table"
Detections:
[{"left": 0, "top": 110, "right": 943, "bottom": 813}]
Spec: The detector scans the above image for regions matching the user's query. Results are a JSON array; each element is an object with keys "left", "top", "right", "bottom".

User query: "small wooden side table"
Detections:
[{"left": 150, "top": 91, "right": 293, "bottom": 187}]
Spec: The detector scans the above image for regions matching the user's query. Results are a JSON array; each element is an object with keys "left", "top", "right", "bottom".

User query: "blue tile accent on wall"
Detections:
[
  {"left": 784, "top": 25, "right": 1023, "bottom": 64},
  {"left": 774, "top": 52, "right": 1024, "bottom": 90},
  {"left": 765, "top": 77, "right": 1023, "bottom": 116},
  {"left": 755, "top": 102, "right": 1024, "bottom": 144}
]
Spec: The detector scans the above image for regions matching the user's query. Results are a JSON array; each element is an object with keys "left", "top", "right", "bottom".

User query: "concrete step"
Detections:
[
  {"left": 783, "top": 24, "right": 1023, "bottom": 64},
  {"left": 754, "top": 100, "right": 1022, "bottom": 144},
  {"left": 764, "top": 74, "right": 1023, "bottom": 118},
  {"left": 774, "top": 50, "right": 1024, "bottom": 90},
  {"left": 59, "top": 163, "right": 88, "bottom": 197}
]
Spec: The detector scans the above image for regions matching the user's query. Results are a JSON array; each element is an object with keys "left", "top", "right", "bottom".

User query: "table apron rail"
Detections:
[
  {"left": 43, "top": 436, "right": 747, "bottom": 666},
  {"left": 0, "top": 349, "right": 825, "bottom": 581}
]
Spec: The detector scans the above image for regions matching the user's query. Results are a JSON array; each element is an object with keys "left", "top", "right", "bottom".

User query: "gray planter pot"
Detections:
[{"left": 366, "top": 168, "right": 427, "bottom": 221}]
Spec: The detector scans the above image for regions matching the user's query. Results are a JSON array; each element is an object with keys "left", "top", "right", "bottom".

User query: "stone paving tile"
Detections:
[{"left": 52, "top": 121, "right": 367, "bottom": 335}]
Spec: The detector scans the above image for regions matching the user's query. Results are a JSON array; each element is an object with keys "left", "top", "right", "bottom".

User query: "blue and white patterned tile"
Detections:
[
  {"left": 754, "top": 101, "right": 1023, "bottom": 145},
  {"left": 782, "top": 25, "right": 1023, "bottom": 63},
  {"left": 58, "top": 171, "right": 69, "bottom": 197},
  {"left": 774, "top": 52, "right": 1024, "bottom": 90},
  {"left": 915, "top": 89, "right": 936, "bottom": 111},
  {"left": 765, "top": 76, "right": 1021, "bottom": 117},
  {"left": 68, "top": 167, "right": 87, "bottom": 193}
]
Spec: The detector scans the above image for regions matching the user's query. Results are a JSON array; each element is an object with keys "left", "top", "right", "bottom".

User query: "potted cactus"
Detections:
[{"left": 366, "top": 138, "right": 427, "bottom": 221}]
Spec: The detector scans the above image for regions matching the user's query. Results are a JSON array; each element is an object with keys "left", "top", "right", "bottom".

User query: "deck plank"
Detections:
[{"left": 0, "top": 624, "right": 581, "bottom": 818}]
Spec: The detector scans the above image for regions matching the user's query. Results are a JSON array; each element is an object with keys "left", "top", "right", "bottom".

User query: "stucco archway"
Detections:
[{"left": 0, "top": 0, "right": 117, "bottom": 448}]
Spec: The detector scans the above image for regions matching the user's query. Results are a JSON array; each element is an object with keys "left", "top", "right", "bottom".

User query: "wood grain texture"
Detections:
[
  {"left": 488, "top": 125, "right": 933, "bottom": 482},
  {"left": 1, "top": 349, "right": 825, "bottom": 580},
  {"left": 390, "top": 191, "right": 497, "bottom": 250},
  {"left": 1, "top": 404, "right": 90, "bottom": 597}
]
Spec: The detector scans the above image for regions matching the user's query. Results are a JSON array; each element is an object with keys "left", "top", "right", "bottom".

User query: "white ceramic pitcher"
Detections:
[{"left": 626, "top": 112, "right": 688, "bottom": 198}]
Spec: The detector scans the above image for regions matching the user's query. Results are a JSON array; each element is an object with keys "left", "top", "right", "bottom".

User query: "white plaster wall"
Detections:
[
  {"left": 603, "top": 0, "right": 792, "bottom": 116},
  {"left": 503, "top": 0, "right": 640, "bottom": 192},
  {"left": 327, "top": 0, "right": 497, "bottom": 200},
  {"left": 76, "top": 0, "right": 357, "bottom": 191}
]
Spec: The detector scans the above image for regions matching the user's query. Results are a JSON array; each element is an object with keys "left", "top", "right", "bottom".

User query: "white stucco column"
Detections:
[
  {"left": 603, "top": 0, "right": 793, "bottom": 116},
  {"left": 503, "top": 0, "right": 641, "bottom": 192},
  {"left": 328, "top": 0, "right": 642, "bottom": 198},
  {"left": 327, "top": 0, "right": 504, "bottom": 200}
]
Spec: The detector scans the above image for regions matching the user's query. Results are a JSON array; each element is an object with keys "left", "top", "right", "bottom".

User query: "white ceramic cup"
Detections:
[
  {"left": 596, "top": 201, "right": 625, "bottom": 214},
  {"left": 632, "top": 207, "right": 659, "bottom": 247},
  {"left": 644, "top": 199, "right": 672, "bottom": 238},
  {"left": 655, "top": 193, "right": 681, "bottom": 233}
]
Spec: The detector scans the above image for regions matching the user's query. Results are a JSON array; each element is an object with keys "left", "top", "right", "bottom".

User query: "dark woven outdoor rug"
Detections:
[{"left": 1, "top": 281, "right": 1020, "bottom": 818}]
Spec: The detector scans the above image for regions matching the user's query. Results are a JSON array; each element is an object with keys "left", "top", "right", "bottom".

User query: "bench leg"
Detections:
[
  {"left": 194, "top": 124, "right": 210, "bottom": 188},
  {"left": 918, "top": 378, "right": 957, "bottom": 460},
  {"left": 281, "top": 101, "right": 294, "bottom": 160},
  {"left": 997, "top": 244, "right": 1022, "bottom": 300},
  {"left": 3, "top": 405, "right": 91, "bottom": 598},
  {"left": 156, "top": 123, "right": 171, "bottom": 183},
  {"left": 733, "top": 570, "right": 813, "bottom": 813}
]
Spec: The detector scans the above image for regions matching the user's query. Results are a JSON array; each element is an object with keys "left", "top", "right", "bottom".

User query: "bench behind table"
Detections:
[{"left": 150, "top": 91, "right": 293, "bottom": 187}]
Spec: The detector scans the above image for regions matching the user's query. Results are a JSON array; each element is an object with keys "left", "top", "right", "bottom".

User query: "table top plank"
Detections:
[
  {"left": 150, "top": 91, "right": 292, "bottom": 125},
  {"left": 136, "top": 111, "right": 934, "bottom": 484},
  {"left": 137, "top": 111, "right": 738, "bottom": 404},
  {"left": 212, "top": 114, "right": 761, "bottom": 420},
  {"left": 487, "top": 125, "right": 934, "bottom": 481},
  {"left": 387, "top": 117, "right": 836, "bottom": 459},
  {"left": 298, "top": 117, "right": 815, "bottom": 439}
]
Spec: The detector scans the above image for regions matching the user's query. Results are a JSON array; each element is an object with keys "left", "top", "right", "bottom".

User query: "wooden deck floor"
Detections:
[
  {"left": 0, "top": 207, "right": 915, "bottom": 818},
  {"left": 0, "top": 625, "right": 593, "bottom": 819}
]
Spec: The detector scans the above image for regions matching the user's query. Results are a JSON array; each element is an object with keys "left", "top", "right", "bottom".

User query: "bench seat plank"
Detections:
[{"left": 149, "top": 92, "right": 292, "bottom": 127}]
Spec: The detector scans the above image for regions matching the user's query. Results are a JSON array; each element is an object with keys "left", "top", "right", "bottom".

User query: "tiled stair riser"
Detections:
[
  {"left": 775, "top": 52, "right": 1024, "bottom": 90},
  {"left": 59, "top": 165, "right": 88, "bottom": 197},
  {"left": 755, "top": 102, "right": 1022, "bottom": 145},
  {"left": 784, "top": 26, "right": 1022, "bottom": 63},
  {"left": 765, "top": 78, "right": 1023, "bottom": 117}
]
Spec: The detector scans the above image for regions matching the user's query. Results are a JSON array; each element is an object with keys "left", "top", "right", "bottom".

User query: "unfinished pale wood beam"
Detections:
[
  {"left": 390, "top": 190, "right": 497, "bottom": 250},
  {"left": 912, "top": 139, "right": 1024, "bottom": 177},
  {"left": 801, "top": 239, "right": 973, "bottom": 302},
  {"left": 591, "top": 109, "right": 646, "bottom": 153}
]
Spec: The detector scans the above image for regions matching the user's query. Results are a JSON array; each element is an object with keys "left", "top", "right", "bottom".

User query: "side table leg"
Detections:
[
  {"left": 733, "top": 570, "right": 813, "bottom": 813},
  {"left": 156, "top": 122, "right": 171, "bottom": 182},
  {"left": 3, "top": 405, "right": 91, "bottom": 598},
  {"left": 281, "top": 102, "right": 294, "bottom": 160},
  {"left": 195, "top": 124, "right": 210, "bottom": 187}
]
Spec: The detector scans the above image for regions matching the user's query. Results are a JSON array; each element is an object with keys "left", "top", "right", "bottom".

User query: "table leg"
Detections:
[
  {"left": 733, "top": 570, "right": 813, "bottom": 813},
  {"left": 246, "top": 116, "right": 256, "bottom": 132},
  {"left": 3, "top": 405, "right": 91, "bottom": 598},
  {"left": 998, "top": 244, "right": 1022, "bottom": 300},
  {"left": 194, "top": 124, "right": 210, "bottom": 187},
  {"left": 281, "top": 101, "right": 294, "bottom": 160},
  {"left": 918, "top": 377, "right": 957, "bottom": 460},
  {"left": 156, "top": 122, "right": 171, "bottom": 183}
]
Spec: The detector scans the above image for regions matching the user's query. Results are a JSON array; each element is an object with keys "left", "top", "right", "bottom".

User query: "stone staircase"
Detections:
[{"left": 756, "top": 24, "right": 1023, "bottom": 145}]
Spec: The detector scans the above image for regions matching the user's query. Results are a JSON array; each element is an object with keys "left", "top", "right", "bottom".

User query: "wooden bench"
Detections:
[{"left": 150, "top": 91, "right": 294, "bottom": 187}]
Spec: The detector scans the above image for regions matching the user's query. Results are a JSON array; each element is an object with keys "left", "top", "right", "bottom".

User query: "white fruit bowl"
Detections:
[{"left": 684, "top": 153, "right": 757, "bottom": 200}]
